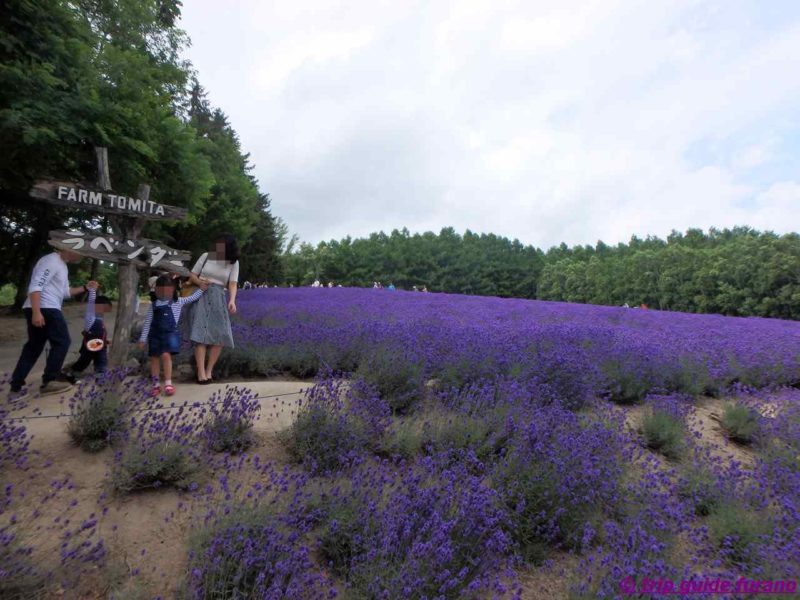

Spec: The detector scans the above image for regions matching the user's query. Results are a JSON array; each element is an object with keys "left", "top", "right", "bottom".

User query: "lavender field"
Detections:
[
  {"left": 228, "top": 288, "right": 800, "bottom": 402},
  {"left": 2, "top": 288, "right": 800, "bottom": 599}
]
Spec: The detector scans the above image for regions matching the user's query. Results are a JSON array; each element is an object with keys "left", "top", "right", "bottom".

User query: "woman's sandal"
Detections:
[
  {"left": 151, "top": 385, "right": 161, "bottom": 397},
  {"left": 164, "top": 384, "right": 176, "bottom": 396}
]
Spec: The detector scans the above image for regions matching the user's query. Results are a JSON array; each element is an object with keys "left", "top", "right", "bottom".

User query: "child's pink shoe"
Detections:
[
  {"left": 164, "top": 384, "right": 176, "bottom": 396},
  {"left": 151, "top": 385, "right": 161, "bottom": 397}
]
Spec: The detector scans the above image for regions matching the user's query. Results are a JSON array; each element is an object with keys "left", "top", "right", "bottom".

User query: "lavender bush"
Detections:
[
  {"left": 110, "top": 381, "right": 265, "bottom": 493},
  {"left": 201, "top": 386, "right": 261, "bottom": 454},
  {"left": 280, "top": 378, "right": 390, "bottom": 474},
  {"left": 318, "top": 458, "right": 517, "bottom": 599},
  {"left": 355, "top": 344, "right": 424, "bottom": 413},
  {"left": 186, "top": 505, "right": 335, "bottom": 599},
  {"left": 640, "top": 394, "right": 692, "bottom": 460},
  {"left": 491, "top": 403, "right": 627, "bottom": 563},
  {"left": 67, "top": 371, "right": 134, "bottom": 452}
]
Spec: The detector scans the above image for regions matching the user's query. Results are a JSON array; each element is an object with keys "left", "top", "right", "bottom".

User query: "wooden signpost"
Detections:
[
  {"left": 47, "top": 229, "right": 191, "bottom": 273},
  {"left": 30, "top": 180, "right": 188, "bottom": 220},
  {"left": 29, "top": 147, "right": 191, "bottom": 367}
]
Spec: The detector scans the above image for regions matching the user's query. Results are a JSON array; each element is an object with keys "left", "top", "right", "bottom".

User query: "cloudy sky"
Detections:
[{"left": 180, "top": 0, "right": 800, "bottom": 250}]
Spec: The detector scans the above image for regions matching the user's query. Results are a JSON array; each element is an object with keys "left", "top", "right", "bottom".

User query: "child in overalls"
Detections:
[
  {"left": 138, "top": 274, "right": 203, "bottom": 397},
  {"left": 64, "top": 282, "right": 111, "bottom": 381}
]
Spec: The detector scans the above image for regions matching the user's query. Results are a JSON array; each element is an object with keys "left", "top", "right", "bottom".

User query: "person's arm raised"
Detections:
[{"left": 178, "top": 288, "right": 204, "bottom": 305}]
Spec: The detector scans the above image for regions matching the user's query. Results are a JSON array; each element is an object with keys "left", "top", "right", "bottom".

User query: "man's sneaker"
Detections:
[
  {"left": 7, "top": 387, "right": 29, "bottom": 402},
  {"left": 39, "top": 380, "right": 73, "bottom": 396},
  {"left": 61, "top": 370, "right": 78, "bottom": 385}
]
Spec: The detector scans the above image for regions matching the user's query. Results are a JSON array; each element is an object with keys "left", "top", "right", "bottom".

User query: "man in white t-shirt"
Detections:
[{"left": 9, "top": 249, "right": 90, "bottom": 399}]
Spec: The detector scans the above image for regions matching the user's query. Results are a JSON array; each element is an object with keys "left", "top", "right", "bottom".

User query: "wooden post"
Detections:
[
  {"left": 90, "top": 152, "right": 111, "bottom": 297},
  {"left": 96, "top": 147, "right": 111, "bottom": 191},
  {"left": 108, "top": 184, "right": 148, "bottom": 367}
]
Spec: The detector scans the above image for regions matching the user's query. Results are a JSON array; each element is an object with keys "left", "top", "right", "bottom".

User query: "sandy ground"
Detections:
[{"left": 623, "top": 396, "right": 757, "bottom": 468}]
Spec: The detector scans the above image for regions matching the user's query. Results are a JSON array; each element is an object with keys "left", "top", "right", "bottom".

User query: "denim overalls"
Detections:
[{"left": 148, "top": 302, "right": 181, "bottom": 356}]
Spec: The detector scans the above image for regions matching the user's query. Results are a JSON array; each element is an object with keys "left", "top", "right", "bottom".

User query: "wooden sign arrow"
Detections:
[{"left": 48, "top": 229, "right": 191, "bottom": 276}]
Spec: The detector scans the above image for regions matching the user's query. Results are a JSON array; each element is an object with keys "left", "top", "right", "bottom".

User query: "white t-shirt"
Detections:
[
  {"left": 192, "top": 252, "right": 239, "bottom": 286},
  {"left": 23, "top": 252, "right": 71, "bottom": 310}
]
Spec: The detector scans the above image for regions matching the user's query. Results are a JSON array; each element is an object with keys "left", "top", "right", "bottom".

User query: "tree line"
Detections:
[
  {"left": 0, "top": 0, "right": 283, "bottom": 307},
  {"left": 282, "top": 226, "right": 800, "bottom": 320}
]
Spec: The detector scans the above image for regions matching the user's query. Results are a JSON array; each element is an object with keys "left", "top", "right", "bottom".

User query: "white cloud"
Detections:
[
  {"left": 747, "top": 181, "right": 800, "bottom": 231},
  {"left": 180, "top": 0, "right": 800, "bottom": 249}
]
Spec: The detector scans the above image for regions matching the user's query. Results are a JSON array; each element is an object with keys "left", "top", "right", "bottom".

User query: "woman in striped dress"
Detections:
[{"left": 187, "top": 234, "right": 240, "bottom": 383}]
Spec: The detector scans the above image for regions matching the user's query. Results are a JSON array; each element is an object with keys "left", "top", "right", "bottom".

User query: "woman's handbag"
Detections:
[{"left": 180, "top": 254, "right": 209, "bottom": 297}]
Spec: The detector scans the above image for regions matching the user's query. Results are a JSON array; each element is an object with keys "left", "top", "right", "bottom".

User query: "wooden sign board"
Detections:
[
  {"left": 30, "top": 180, "right": 188, "bottom": 221},
  {"left": 48, "top": 229, "right": 191, "bottom": 276}
]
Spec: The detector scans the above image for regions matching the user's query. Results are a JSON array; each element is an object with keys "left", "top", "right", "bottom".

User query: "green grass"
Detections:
[
  {"left": 0, "top": 283, "right": 16, "bottom": 306},
  {"left": 111, "top": 441, "right": 201, "bottom": 493},
  {"left": 676, "top": 465, "right": 722, "bottom": 516},
  {"left": 641, "top": 409, "right": 686, "bottom": 460},
  {"left": 378, "top": 405, "right": 511, "bottom": 462},
  {"left": 707, "top": 503, "right": 771, "bottom": 567},
  {"left": 355, "top": 348, "right": 424, "bottom": 414},
  {"left": 67, "top": 392, "right": 125, "bottom": 453},
  {"left": 204, "top": 414, "right": 255, "bottom": 454},
  {"left": 720, "top": 403, "right": 760, "bottom": 445}
]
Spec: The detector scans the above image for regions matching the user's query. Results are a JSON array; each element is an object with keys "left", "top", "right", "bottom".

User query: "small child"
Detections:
[
  {"left": 64, "top": 282, "right": 111, "bottom": 381},
  {"left": 138, "top": 274, "right": 203, "bottom": 397}
]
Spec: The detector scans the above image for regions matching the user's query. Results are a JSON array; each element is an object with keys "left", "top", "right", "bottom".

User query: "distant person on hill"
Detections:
[
  {"left": 388, "top": 283, "right": 396, "bottom": 291},
  {"left": 422, "top": 286, "right": 428, "bottom": 293}
]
